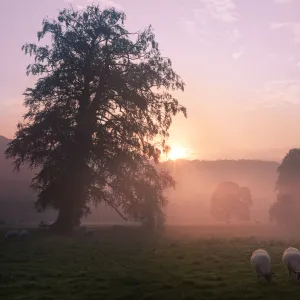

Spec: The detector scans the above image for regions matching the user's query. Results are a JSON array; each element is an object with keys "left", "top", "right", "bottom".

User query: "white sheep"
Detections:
[
  {"left": 250, "top": 249, "right": 273, "bottom": 282},
  {"left": 282, "top": 247, "right": 300, "bottom": 280},
  {"left": 284, "top": 247, "right": 299, "bottom": 253},
  {"left": 4, "top": 229, "right": 19, "bottom": 240},
  {"left": 19, "top": 229, "right": 30, "bottom": 240}
]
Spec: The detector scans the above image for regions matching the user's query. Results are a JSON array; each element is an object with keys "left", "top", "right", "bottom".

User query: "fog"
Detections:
[
  {"left": 159, "top": 159, "right": 277, "bottom": 226},
  {"left": 0, "top": 143, "right": 286, "bottom": 234},
  {"left": 85, "top": 159, "right": 279, "bottom": 228}
]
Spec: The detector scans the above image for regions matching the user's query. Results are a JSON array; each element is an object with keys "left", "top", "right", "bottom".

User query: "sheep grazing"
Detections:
[
  {"left": 250, "top": 249, "right": 273, "bottom": 282},
  {"left": 4, "top": 229, "right": 19, "bottom": 240},
  {"left": 282, "top": 247, "right": 300, "bottom": 281},
  {"left": 19, "top": 229, "right": 30, "bottom": 240}
]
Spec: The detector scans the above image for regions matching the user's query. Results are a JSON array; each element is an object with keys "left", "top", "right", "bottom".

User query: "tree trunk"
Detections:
[
  {"left": 50, "top": 153, "right": 89, "bottom": 234},
  {"left": 50, "top": 206, "right": 80, "bottom": 234},
  {"left": 49, "top": 107, "right": 93, "bottom": 235},
  {"left": 143, "top": 215, "right": 155, "bottom": 231}
]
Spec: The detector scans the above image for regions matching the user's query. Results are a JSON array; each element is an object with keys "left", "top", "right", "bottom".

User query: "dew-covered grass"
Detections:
[{"left": 1, "top": 225, "right": 300, "bottom": 300}]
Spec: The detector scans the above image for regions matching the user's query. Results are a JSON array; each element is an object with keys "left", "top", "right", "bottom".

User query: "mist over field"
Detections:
[{"left": 0, "top": 135, "right": 279, "bottom": 228}]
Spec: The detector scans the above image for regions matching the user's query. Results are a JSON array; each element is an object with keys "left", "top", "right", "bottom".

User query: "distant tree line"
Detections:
[{"left": 209, "top": 148, "right": 300, "bottom": 228}]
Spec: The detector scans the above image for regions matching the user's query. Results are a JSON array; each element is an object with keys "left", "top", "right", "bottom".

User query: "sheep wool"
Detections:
[
  {"left": 250, "top": 249, "right": 272, "bottom": 282},
  {"left": 4, "top": 229, "right": 19, "bottom": 240},
  {"left": 19, "top": 229, "right": 30, "bottom": 239},
  {"left": 282, "top": 247, "right": 300, "bottom": 281}
]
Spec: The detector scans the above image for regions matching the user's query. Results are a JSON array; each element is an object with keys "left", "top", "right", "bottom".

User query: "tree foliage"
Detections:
[
  {"left": 210, "top": 181, "right": 253, "bottom": 223},
  {"left": 269, "top": 149, "right": 300, "bottom": 228},
  {"left": 5, "top": 5, "right": 186, "bottom": 232}
]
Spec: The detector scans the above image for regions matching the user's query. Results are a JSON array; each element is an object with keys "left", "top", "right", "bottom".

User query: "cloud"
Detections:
[
  {"left": 225, "top": 27, "right": 241, "bottom": 43},
  {"left": 269, "top": 52, "right": 277, "bottom": 58},
  {"left": 253, "top": 80, "right": 300, "bottom": 108},
  {"left": 287, "top": 54, "right": 295, "bottom": 62},
  {"left": 232, "top": 28, "right": 241, "bottom": 40},
  {"left": 199, "top": 0, "right": 239, "bottom": 23},
  {"left": 76, "top": 4, "right": 85, "bottom": 10},
  {"left": 184, "top": 20, "right": 197, "bottom": 35},
  {"left": 270, "top": 22, "right": 286, "bottom": 30},
  {"left": 187, "top": 0, "right": 241, "bottom": 44},
  {"left": 232, "top": 50, "right": 243, "bottom": 60},
  {"left": 99, "top": 0, "right": 122, "bottom": 9},
  {"left": 274, "top": 0, "right": 294, "bottom": 4},
  {"left": 180, "top": 17, "right": 210, "bottom": 43},
  {"left": 72, "top": 0, "right": 122, "bottom": 10},
  {"left": 270, "top": 22, "right": 300, "bottom": 43}
]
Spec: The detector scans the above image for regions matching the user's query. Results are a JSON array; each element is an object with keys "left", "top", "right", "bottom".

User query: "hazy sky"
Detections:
[{"left": 0, "top": 0, "right": 300, "bottom": 161}]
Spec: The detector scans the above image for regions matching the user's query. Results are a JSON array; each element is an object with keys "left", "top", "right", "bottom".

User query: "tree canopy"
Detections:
[
  {"left": 269, "top": 148, "right": 300, "bottom": 228},
  {"left": 5, "top": 5, "right": 186, "bottom": 232},
  {"left": 210, "top": 181, "right": 253, "bottom": 223}
]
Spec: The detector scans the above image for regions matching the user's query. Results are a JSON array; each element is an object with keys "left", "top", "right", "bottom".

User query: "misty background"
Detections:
[{"left": 0, "top": 135, "right": 278, "bottom": 226}]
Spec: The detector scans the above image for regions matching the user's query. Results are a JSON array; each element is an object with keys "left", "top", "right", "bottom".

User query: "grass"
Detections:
[{"left": 1, "top": 225, "right": 300, "bottom": 300}]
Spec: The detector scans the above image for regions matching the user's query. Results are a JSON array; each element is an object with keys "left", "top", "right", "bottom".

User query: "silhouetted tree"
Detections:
[
  {"left": 210, "top": 181, "right": 252, "bottom": 223},
  {"left": 269, "top": 149, "right": 300, "bottom": 228},
  {"left": 5, "top": 5, "right": 186, "bottom": 232}
]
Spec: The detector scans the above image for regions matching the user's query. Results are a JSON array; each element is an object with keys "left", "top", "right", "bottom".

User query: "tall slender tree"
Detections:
[
  {"left": 269, "top": 149, "right": 300, "bottom": 228},
  {"left": 5, "top": 5, "right": 186, "bottom": 232}
]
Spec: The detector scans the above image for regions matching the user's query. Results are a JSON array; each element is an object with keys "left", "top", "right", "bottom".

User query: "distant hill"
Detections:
[{"left": 0, "top": 135, "right": 280, "bottom": 225}]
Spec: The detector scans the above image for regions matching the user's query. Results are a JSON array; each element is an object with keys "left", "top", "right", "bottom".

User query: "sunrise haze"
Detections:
[{"left": 0, "top": 0, "right": 300, "bottom": 161}]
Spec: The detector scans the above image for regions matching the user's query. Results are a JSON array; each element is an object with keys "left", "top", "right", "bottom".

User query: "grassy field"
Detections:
[{"left": 1, "top": 225, "right": 300, "bottom": 300}]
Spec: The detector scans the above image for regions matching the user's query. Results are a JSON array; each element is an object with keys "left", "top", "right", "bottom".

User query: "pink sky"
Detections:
[{"left": 0, "top": 0, "right": 300, "bottom": 160}]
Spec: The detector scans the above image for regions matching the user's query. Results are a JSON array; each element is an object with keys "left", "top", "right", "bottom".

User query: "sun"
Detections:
[{"left": 168, "top": 145, "right": 188, "bottom": 161}]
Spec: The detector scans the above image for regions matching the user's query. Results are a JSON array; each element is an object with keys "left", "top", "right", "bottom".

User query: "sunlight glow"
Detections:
[{"left": 168, "top": 145, "right": 189, "bottom": 160}]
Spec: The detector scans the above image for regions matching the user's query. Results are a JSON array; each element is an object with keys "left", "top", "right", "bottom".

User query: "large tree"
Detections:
[
  {"left": 210, "top": 181, "right": 253, "bottom": 223},
  {"left": 269, "top": 149, "right": 300, "bottom": 228},
  {"left": 5, "top": 5, "right": 186, "bottom": 232}
]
